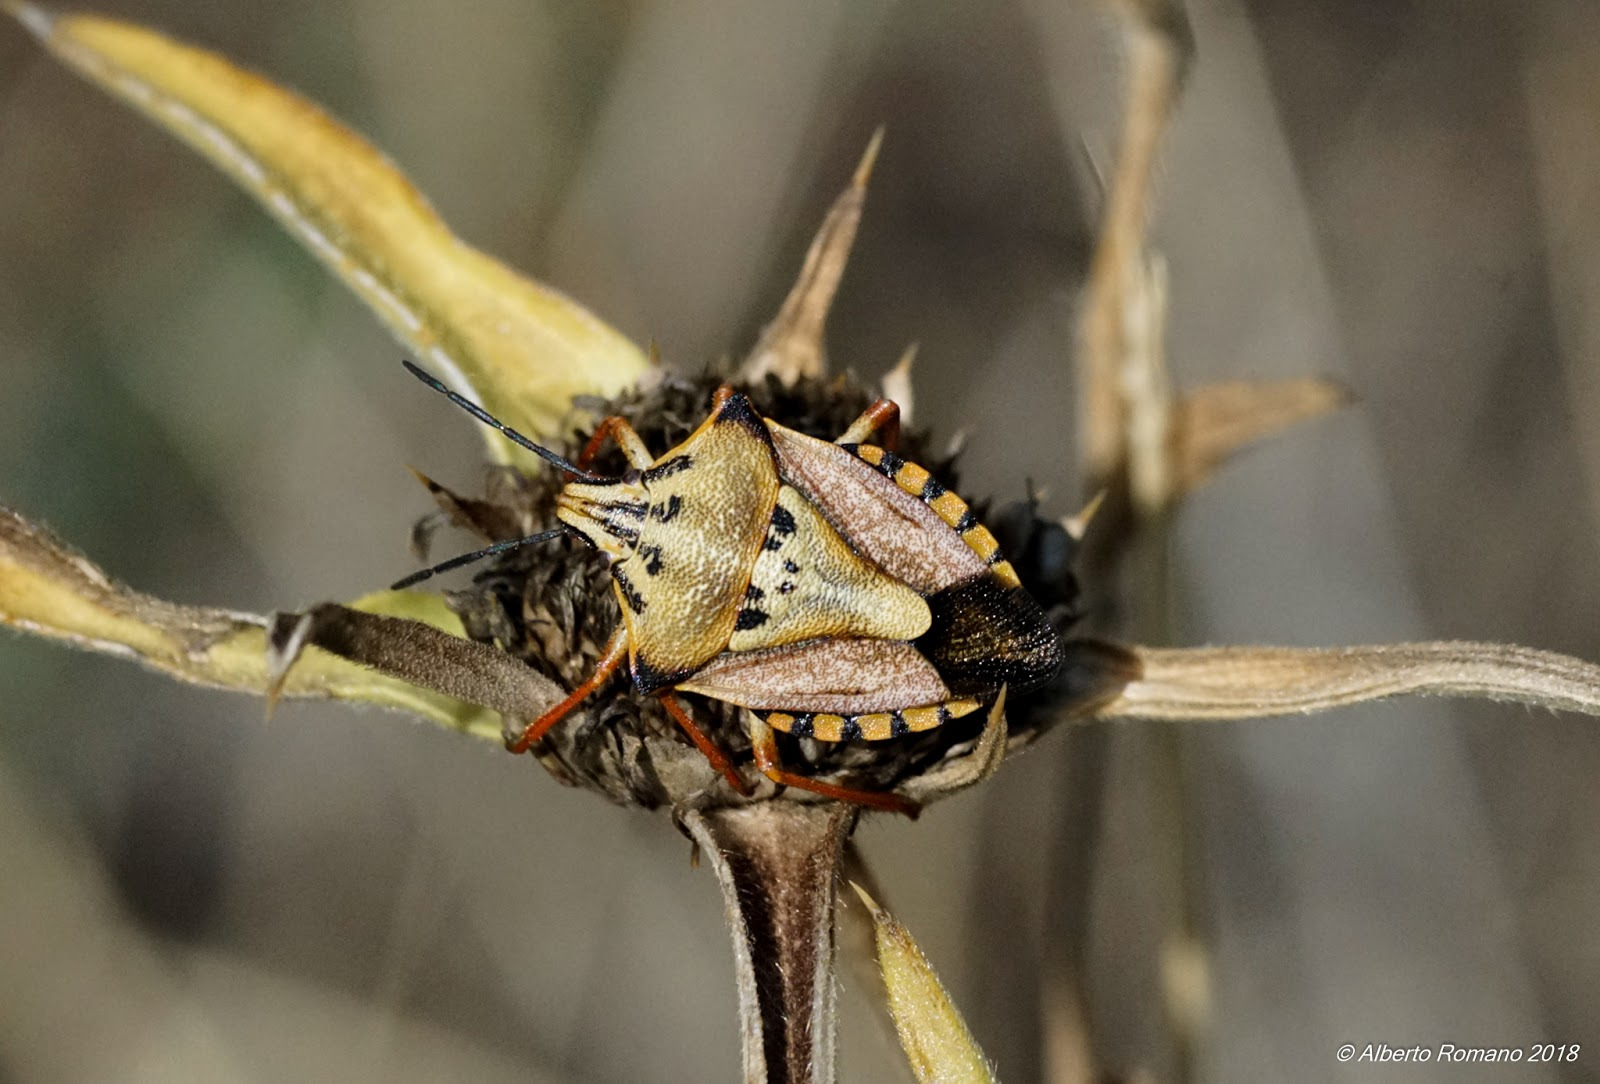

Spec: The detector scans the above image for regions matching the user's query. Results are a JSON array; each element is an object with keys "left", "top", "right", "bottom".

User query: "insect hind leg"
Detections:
[
  {"left": 658, "top": 692, "right": 754, "bottom": 796},
  {"left": 749, "top": 716, "right": 920, "bottom": 818},
  {"left": 836, "top": 398, "right": 900, "bottom": 451}
]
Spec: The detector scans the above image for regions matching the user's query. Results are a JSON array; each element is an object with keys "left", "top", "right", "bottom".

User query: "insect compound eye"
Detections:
[{"left": 622, "top": 468, "right": 643, "bottom": 486}]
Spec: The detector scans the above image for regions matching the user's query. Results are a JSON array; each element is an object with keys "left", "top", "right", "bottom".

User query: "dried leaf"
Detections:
[
  {"left": 1100, "top": 641, "right": 1600, "bottom": 721},
  {"left": 0, "top": 504, "right": 501, "bottom": 738},
  {"left": 849, "top": 883, "right": 997, "bottom": 1084},
  {"left": 266, "top": 601, "right": 560, "bottom": 739},
  {"left": 8, "top": 4, "right": 648, "bottom": 449},
  {"left": 898, "top": 688, "right": 1007, "bottom": 805},
  {"left": 682, "top": 803, "right": 858, "bottom": 1084},
  {"left": 880, "top": 344, "right": 918, "bottom": 427},
  {"left": 1169, "top": 378, "right": 1350, "bottom": 494},
  {"left": 741, "top": 130, "right": 882, "bottom": 385},
  {"left": 407, "top": 467, "right": 528, "bottom": 549}
]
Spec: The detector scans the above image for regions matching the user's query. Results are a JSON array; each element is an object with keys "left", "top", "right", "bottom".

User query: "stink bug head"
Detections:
[{"left": 555, "top": 480, "right": 647, "bottom": 561}]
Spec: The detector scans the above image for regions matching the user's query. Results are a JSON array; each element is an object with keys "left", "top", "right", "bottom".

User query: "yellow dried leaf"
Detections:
[
  {"left": 0, "top": 505, "right": 501, "bottom": 740},
  {"left": 9, "top": 3, "right": 648, "bottom": 452},
  {"left": 850, "top": 882, "right": 997, "bottom": 1084}
]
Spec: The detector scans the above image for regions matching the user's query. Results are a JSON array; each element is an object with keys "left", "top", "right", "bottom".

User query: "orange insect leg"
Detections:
[
  {"left": 578, "top": 416, "right": 653, "bottom": 471},
  {"left": 750, "top": 724, "right": 920, "bottom": 818},
  {"left": 711, "top": 384, "right": 736, "bottom": 410},
  {"left": 839, "top": 398, "right": 901, "bottom": 451},
  {"left": 508, "top": 627, "right": 629, "bottom": 754},
  {"left": 657, "top": 691, "right": 755, "bottom": 796}
]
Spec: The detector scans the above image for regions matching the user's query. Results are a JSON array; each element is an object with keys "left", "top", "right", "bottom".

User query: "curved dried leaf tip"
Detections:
[
  {"left": 0, "top": 504, "right": 502, "bottom": 739},
  {"left": 8, "top": 3, "right": 647, "bottom": 449},
  {"left": 741, "top": 129, "right": 882, "bottom": 386},
  {"left": 850, "top": 883, "right": 997, "bottom": 1084}
]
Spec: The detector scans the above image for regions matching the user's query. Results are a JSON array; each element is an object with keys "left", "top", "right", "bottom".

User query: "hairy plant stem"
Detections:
[
  {"left": 681, "top": 803, "right": 859, "bottom": 1084},
  {"left": 1103, "top": 642, "right": 1600, "bottom": 720}
]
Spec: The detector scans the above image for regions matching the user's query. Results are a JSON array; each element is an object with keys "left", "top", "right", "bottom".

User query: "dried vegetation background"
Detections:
[{"left": 2, "top": 2, "right": 1598, "bottom": 1080}]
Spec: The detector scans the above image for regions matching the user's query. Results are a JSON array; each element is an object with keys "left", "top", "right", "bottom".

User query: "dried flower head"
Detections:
[{"left": 5, "top": 4, "right": 1600, "bottom": 1083}]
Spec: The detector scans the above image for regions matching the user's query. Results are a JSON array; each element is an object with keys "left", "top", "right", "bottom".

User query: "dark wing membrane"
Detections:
[
  {"left": 676, "top": 637, "right": 952, "bottom": 714},
  {"left": 766, "top": 422, "right": 985, "bottom": 595},
  {"left": 914, "top": 575, "right": 1062, "bottom": 696}
]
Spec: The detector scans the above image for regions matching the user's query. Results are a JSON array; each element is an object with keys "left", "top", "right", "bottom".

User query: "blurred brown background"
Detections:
[{"left": 2, "top": 1, "right": 1598, "bottom": 1081}]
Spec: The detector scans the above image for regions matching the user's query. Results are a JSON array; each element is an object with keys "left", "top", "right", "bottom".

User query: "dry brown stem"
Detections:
[
  {"left": 1078, "top": 1, "right": 1193, "bottom": 491},
  {"left": 682, "top": 804, "right": 858, "bottom": 1084}
]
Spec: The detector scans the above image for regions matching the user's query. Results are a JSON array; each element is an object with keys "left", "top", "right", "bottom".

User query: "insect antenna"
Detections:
[
  {"left": 391, "top": 528, "right": 568, "bottom": 590},
  {"left": 400, "top": 360, "right": 615, "bottom": 484}
]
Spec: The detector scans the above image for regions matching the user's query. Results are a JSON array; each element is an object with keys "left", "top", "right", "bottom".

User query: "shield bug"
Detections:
[{"left": 395, "top": 362, "right": 1062, "bottom": 814}]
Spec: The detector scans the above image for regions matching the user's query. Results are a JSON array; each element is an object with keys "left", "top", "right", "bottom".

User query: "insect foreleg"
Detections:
[
  {"left": 508, "top": 626, "right": 630, "bottom": 753},
  {"left": 748, "top": 716, "right": 920, "bottom": 818},
  {"left": 577, "top": 416, "right": 654, "bottom": 472},
  {"left": 836, "top": 397, "right": 901, "bottom": 451}
]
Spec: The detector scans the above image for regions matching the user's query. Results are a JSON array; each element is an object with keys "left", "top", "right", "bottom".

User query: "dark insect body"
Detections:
[{"left": 398, "top": 363, "right": 1062, "bottom": 814}]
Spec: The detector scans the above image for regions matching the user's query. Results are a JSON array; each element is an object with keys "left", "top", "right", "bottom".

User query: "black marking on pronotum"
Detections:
[
  {"left": 744, "top": 583, "right": 765, "bottom": 601},
  {"left": 778, "top": 581, "right": 797, "bottom": 595},
  {"left": 390, "top": 527, "right": 567, "bottom": 590},
  {"left": 715, "top": 390, "right": 776, "bottom": 445},
  {"left": 762, "top": 536, "right": 784, "bottom": 552},
  {"left": 783, "top": 558, "right": 800, "bottom": 574},
  {"left": 613, "top": 567, "right": 647, "bottom": 614},
  {"left": 769, "top": 504, "right": 797, "bottom": 537},
  {"left": 642, "top": 454, "right": 693, "bottom": 482},
  {"left": 648, "top": 494, "right": 683, "bottom": 522},
  {"left": 735, "top": 608, "right": 769, "bottom": 631},
  {"left": 400, "top": 361, "right": 612, "bottom": 484},
  {"left": 639, "top": 543, "right": 665, "bottom": 576}
]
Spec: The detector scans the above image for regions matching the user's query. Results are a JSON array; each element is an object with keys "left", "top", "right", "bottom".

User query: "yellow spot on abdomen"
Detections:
[
  {"left": 891, "top": 461, "right": 931, "bottom": 496},
  {"left": 961, "top": 525, "right": 999, "bottom": 563},
  {"left": 928, "top": 490, "right": 968, "bottom": 526},
  {"left": 811, "top": 714, "right": 847, "bottom": 741}
]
